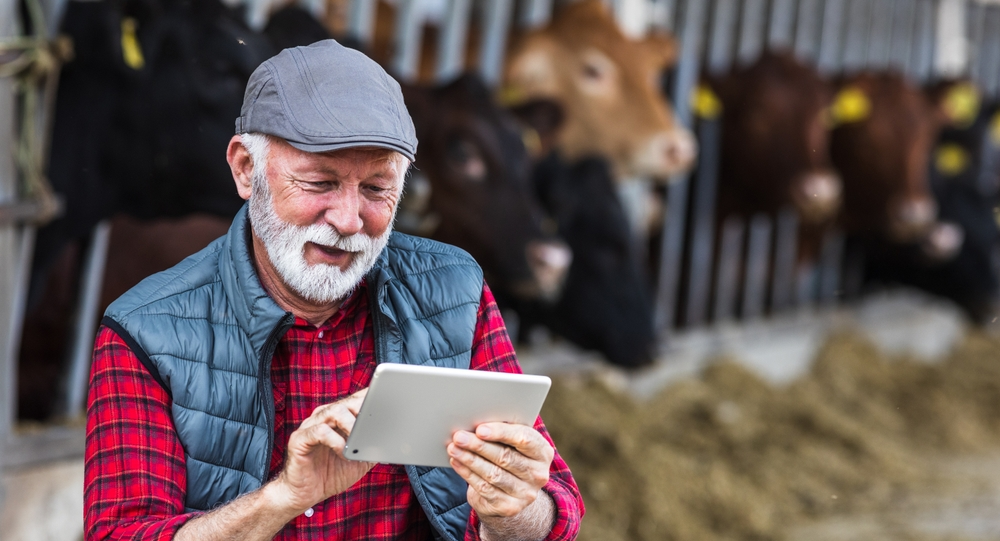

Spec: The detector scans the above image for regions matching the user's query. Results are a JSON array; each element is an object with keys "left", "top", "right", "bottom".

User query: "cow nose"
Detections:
[
  {"left": 921, "top": 221, "right": 965, "bottom": 262},
  {"left": 525, "top": 240, "right": 573, "bottom": 301},
  {"left": 659, "top": 129, "right": 698, "bottom": 175},
  {"left": 890, "top": 197, "right": 938, "bottom": 241},
  {"left": 794, "top": 171, "right": 842, "bottom": 223}
]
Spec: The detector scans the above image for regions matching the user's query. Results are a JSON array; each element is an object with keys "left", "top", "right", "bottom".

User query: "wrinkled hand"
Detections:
[
  {"left": 447, "top": 422, "right": 553, "bottom": 518},
  {"left": 271, "top": 389, "right": 373, "bottom": 514}
]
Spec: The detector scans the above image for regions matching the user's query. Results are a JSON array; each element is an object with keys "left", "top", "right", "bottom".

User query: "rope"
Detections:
[{"left": 0, "top": 0, "right": 73, "bottom": 225}]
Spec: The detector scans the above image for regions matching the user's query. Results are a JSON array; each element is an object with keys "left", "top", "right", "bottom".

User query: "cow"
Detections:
[
  {"left": 400, "top": 73, "right": 573, "bottom": 307},
  {"left": 502, "top": 0, "right": 696, "bottom": 182},
  {"left": 708, "top": 51, "right": 841, "bottom": 264},
  {"left": 520, "top": 151, "right": 655, "bottom": 367},
  {"left": 830, "top": 71, "right": 944, "bottom": 243}
]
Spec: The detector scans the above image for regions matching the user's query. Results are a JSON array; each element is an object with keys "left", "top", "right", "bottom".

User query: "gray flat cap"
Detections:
[{"left": 236, "top": 39, "right": 417, "bottom": 161}]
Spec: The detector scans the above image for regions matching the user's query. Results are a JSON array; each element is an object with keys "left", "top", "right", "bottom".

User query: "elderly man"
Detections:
[{"left": 84, "top": 40, "right": 583, "bottom": 541}]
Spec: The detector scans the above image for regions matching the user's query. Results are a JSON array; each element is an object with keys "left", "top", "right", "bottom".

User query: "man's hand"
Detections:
[
  {"left": 447, "top": 422, "right": 555, "bottom": 540},
  {"left": 270, "top": 388, "right": 374, "bottom": 515}
]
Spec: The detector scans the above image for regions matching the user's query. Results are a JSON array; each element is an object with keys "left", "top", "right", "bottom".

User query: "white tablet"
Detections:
[{"left": 344, "top": 363, "right": 551, "bottom": 468}]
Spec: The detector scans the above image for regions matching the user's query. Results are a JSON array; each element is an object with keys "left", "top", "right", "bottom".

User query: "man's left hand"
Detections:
[{"left": 447, "top": 422, "right": 553, "bottom": 518}]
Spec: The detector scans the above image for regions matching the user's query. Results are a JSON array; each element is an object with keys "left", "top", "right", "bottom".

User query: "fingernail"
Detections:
[
  {"left": 477, "top": 426, "right": 491, "bottom": 438},
  {"left": 455, "top": 431, "right": 470, "bottom": 445},
  {"left": 449, "top": 445, "right": 462, "bottom": 457}
]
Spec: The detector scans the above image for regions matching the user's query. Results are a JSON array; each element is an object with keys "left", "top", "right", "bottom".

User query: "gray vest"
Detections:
[{"left": 103, "top": 205, "right": 484, "bottom": 541}]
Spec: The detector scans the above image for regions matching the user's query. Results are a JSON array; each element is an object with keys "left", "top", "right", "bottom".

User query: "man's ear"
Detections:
[{"left": 227, "top": 135, "right": 254, "bottom": 201}]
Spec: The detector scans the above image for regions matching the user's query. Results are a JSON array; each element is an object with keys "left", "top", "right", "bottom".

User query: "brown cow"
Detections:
[
  {"left": 502, "top": 0, "right": 696, "bottom": 181},
  {"left": 830, "top": 72, "right": 945, "bottom": 243},
  {"left": 710, "top": 51, "right": 841, "bottom": 263}
]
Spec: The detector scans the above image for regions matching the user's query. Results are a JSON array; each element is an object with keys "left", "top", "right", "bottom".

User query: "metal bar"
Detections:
[
  {"left": 435, "top": 0, "right": 473, "bottom": 82},
  {"left": 889, "top": 0, "right": 917, "bottom": 73},
  {"left": 392, "top": 0, "right": 424, "bottom": 82},
  {"left": 770, "top": 208, "right": 798, "bottom": 312},
  {"left": 737, "top": 0, "right": 768, "bottom": 65},
  {"left": 912, "top": 0, "right": 937, "bottom": 83},
  {"left": 741, "top": 214, "right": 772, "bottom": 320},
  {"left": 795, "top": 262, "right": 819, "bottom": 306},
  {"left": 653, "top": 0, "right": 710, "bottom": 333},
  {"left": 713, "top": 217, "right": 745, "bottom": 322},
  {"left": 982, "top": 7, "right": 1000, "bottom": 98},
  {"left": 707, "top": 0, "right": 740, "bottom": 75},
  {"left": 842, "top": 0, "right": 873, "bottom": 72},
  {"left": 968, "top": 2, "right": 987, "bottom": 85},
  {"left": 684, "top": 119, "right": 722, "bottom": 327},
  {"left": 300, "top": 0, "right": 326, "bottom": 20},
  {"left": 793, "top": 0, "right": 824, "bottom": 60},
  {"left": 818, "top": 0, "right": 848, "bottom": 74},
  {"left": 818, "top": 229, "right": 845, "bottom": 304},
  {"left": 867, "top": 0, "right": 896, "bottom": 69},
  {"left": 349, "top": 0, "right": 378, "bottom": 46},
  {"left": 478, "top": 0, "right": 514, "bottom": 87},
  {"left": 56, "top": 221, "right": 111, "bottom": 420},
  {"left": 519, "top": 0, "right": 553, "bottom": 28},
  {"left": 768, "top": 0, "right": 797, "bottom": 50},
  {"left": 1, "top": 227, "right": 33, "bottom": 446},
  {"left": 649, "top": 0, "right": 678, "bottom": 33}
]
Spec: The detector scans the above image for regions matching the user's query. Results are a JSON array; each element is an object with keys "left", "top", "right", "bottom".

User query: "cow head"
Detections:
[
  {"left": 831, "top": 72, "right": 944, "bottom": 243},
  {"left": 503, "top": 0, "right": 696, "bottom": 181},
  {"left": 711, "top": 51, "right": 841, "bottom": 225},
  {"left": 401, "top": 73, "right": 572, "bottom": 304}
]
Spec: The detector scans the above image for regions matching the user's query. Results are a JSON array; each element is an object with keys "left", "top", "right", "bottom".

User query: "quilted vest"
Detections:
[{"left": 103, "top": 205, "right": 483, "bottom": 541}]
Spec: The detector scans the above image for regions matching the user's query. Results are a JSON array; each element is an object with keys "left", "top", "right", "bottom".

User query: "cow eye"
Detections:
[
  {"left": 577, "top": 49, "right": 617, "bottom": 96},
  {"left": 445, "top": 137, "right": 487, "bottom": 183}
]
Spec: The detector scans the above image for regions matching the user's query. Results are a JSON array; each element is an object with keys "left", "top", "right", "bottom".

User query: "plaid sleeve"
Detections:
[
  {"left": 85, "top": 325, "right": 202, "bottom": 541},
  {"left": 464, "top": 283, "right": 585, "bottom": 541}
]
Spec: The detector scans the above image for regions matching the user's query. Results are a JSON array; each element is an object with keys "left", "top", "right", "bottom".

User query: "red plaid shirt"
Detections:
[{"left": 85, "top": 282, "right": 583, "bottom": 540}]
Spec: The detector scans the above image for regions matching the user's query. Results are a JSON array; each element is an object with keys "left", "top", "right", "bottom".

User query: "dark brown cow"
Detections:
[
  {"left": 831, "top": 72, "right": 944, "bottom": 243},
  {"left": 710, "top": 51, "right": 841, "bottom": 262}
]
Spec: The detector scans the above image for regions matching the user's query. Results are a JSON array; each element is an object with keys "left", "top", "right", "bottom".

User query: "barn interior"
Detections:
[{"left": 2, "top": 0, "right": 1000, "bottom": 539}]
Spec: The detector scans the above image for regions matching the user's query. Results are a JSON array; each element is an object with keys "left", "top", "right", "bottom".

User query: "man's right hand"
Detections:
[{"left": 269, "top": 388, "right": 373, "bottom": 514}]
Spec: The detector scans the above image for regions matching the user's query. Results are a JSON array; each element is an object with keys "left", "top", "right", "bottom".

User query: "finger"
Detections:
[
  {"left": 292, "top": 422, "right": 348, "bottom": 455},
  {"left": 471, "top": 423, "right": 555, "bottom": 465},
  {"left": 451, "top": 431, "right": 545, "bottom": 486},
  {"left": 302, "top": 402, "right": 363, "bottom": 439},
  {"left": 449, "top": 457, "right": 534, "bottom": 518},
  {"left": 343, "top": 388, "right": 368, "bottom": 415},
  {"left": 447, "top": 442, "right": 541, "bottom": 501}
]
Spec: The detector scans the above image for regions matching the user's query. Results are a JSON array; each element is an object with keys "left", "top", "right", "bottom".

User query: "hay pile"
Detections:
[{"left": 541, "top": 331, "right": 1000, "bottom": 541}]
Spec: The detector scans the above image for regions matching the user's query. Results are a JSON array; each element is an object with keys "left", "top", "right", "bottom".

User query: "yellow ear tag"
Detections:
[
  {"left": 690, "top": 84, "right": 722, "bottom": 120},
  {"left": 828, "top": 86, "right": 871, "bottom": 126},
  {"left": 121, "top": 17, "right": 145, "bottom": 70},
  {"left": 520, "top": 126, "right": 542, "bottom": 157},
  {"left": 498, "top": 85, "right": 524, "bottom": 106},
  {"left": 942, "top": 83, "right": 981, "bottom": 128},
  {"left": 935, "top": 143, "right": 970, "bottom": 176},
  {"left": 990, "top": 112, "right": 1000, "bottom": 145}
]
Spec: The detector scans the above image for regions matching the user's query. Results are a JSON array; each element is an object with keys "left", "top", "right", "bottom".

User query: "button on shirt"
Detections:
[{"left": 85, "top": 281, "right": 584, "bottom": 540}]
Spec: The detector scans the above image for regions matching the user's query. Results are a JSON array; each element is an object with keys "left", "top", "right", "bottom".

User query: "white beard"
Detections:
[{"left": 248, "top": 187, "right": 392, "bottom": 305}]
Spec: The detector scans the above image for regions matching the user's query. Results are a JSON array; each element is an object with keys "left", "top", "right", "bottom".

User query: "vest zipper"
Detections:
[{"left": 259, "top": 312, "right": 294, "bottom": 484}]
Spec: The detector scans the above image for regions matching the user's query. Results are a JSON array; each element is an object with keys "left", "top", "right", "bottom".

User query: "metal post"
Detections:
[
  {"left": 793, "top": 0, "right": 824, "bottom": 61},
  {"left": 842, "top": 0, "right": 873, "bottom": 72},
  {"left": 56, "top": 221, "right": 111, "bottom": 420},
  {"left": 817, "top": 0, "right": 848, "bottom": 74},
  {"left": 968, "top": 2, "right": 987, "bottom": 87},
  {"left": 519, "top": 0, "right": 553, "bottom": 28},
  {"left": 818, "top": 229, "right": 845, "bottom": 304},
  {"left": 478, "top": 0, "right": 514, "bottom": 87},
  {"left": 348, "top": 0, "right": 378, "bottom": 46},
  {"left": 889, "top": 0, "right": 917, "bottom": 73},
  {"left": 649, "top": 0, "right": 678, "bottom": 33},
  {"left": 707, "top": 0, "right": 740, "bottom": 75},
  {"left": 713, "top": 217, "right": 745, "bottom": 322},
  {"left": 392, "top": 0, "right": 425, "bottom": 82},
  {"left": 741, "top": 214, "right": 773, "bottom": 320},
  {"left": 435, "top": 0, "right": 472, "bottom": 83},
  {"left": 770, "top": 208, "right": 798, "bottom": 312},
  {"left": 737, "top": 0, "right": 768, "bottom": 65},
  {"left": 912, "top": 0, "right": 937, "bottom": 83},
  {"left": 654, "top": 0, "right": 710, "bottom": 333},
  {"left": 684, "top": 118, "right": 722, "bottom": 327},
  {"left": 768, "top": 0, "right": 797, "bottom": 50},
  {"left": 867, "top": 0, "right": 896, "bottom": 69},
  {"left": 980, "top": 7, "right": 1000, "bottom": 98}
]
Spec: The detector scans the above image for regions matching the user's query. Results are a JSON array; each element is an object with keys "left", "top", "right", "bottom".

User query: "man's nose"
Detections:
[{"left": 322, "top": 192, "right": 364, "bottom": 237}]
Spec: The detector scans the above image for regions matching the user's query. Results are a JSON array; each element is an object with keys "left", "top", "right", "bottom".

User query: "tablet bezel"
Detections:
[{"left": 344, "top": 363, "right": 551, "bottom": 468}]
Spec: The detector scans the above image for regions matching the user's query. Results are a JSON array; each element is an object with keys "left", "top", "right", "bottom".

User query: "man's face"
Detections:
[{"left": 247, "top": 138, "right": 406, "bottom": 304}]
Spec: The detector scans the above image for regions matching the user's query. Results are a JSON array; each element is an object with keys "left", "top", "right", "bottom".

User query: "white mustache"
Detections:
[{"left": 300, "top": 224, "right": 379, "bottom": 254}]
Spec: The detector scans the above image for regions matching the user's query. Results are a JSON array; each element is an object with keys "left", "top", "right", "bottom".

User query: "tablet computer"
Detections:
[{"left": 344, "top": 363, "right": 552, "bottom": 468}]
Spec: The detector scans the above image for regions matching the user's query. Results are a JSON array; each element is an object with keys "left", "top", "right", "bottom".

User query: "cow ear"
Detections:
[
  {"left": 642, "top": 32, "right": 679, "bottom": 69},
  {"left": 509, "top": 99, "right": 565, "bottom": 157},
  {"left": 503, "top": 35, "right": 559, "bottom": 100}
]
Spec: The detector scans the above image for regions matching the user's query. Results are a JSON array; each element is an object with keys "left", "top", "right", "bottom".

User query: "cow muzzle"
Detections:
[
  {"left": 920, "top": 221, "right": 965, "bottom": 262},
  {"left": 889, "top": 197, "right": 938, "bottom": 242},
  {"left": 520, "top": 240, "right": 573, "bottom": 302},
  {"left": 792, "top": 171, "right": 842, "bottom": 224},
  {"left": 634, "top": 128, "right": 699, "bottom": 180}
]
